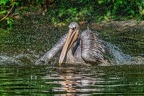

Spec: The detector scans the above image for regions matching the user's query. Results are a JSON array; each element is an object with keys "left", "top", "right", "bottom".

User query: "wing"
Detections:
[
  {"left": 35, "top": 33, "right": 68, "bottom": 64},
  {"left": 81, "top": 29, "right": 106, "bottom": 64}
]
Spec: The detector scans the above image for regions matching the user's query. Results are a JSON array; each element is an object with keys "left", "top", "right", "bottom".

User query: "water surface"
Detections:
[
  {"left": 0, "top": 64, "right": 144, "bottom": 95},
  {"left": 0, "top": 16, "right": 144, "bottom": 95}
]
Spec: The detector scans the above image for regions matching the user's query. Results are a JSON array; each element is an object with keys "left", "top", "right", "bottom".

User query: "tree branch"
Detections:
[{"left": 0, "top": 4, "right": 14, "bottom": 22}]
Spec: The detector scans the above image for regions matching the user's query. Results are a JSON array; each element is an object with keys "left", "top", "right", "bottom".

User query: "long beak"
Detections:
[{"left": 59, "top": 28, "right": 79, "bottom": 66}]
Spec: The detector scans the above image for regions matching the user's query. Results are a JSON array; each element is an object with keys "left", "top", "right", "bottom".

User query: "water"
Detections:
[
  {"left": 103, "top": 41, "right": 132, "bottom": 64},
  {"left": 0, "top": 64, "right": 144, "bottom": 95},
  {"left": 0, "top": 49, "right": 143, "bottom": 95},
  {"left": 0, "top": 17, "right": 144, "bottom": 95}
]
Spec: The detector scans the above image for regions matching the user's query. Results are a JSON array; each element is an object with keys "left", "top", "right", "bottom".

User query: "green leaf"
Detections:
[
  {"left": 140, "top": 9, "right": 144, "bottom": 15},
  {"left": 98, "top": 16, "right": 103, "bottom": 22},
  {"left": 130, "top": 10, "right": 135, "bottom": 15},
  {"left": 0, "top": 0, "right": 9, "bottom": 5},
  {"left": 118, "top": 0, "right": 123, "bottom": 4},
  {"left": 106, "top": 11, "right": 111, "bottom": 16},
  {"left": 6, "top": 18, "right": 14, "bottom": 29},
  {"left": 11, "top": 2, "right": 19, "bottom": 6},
  {"left": 98, "top": 0, "right": 104, "bottom": 4},
  {"left": 0, "top": 10, "right": 7, "bottom": 14},
  {"left": 104, "top": 16, "right": 109, "bottom": 21}
]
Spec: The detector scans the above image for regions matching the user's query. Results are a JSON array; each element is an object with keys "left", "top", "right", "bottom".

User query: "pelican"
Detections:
[{"left": 36, "top": 22, "right": 109, "bottom": 66}]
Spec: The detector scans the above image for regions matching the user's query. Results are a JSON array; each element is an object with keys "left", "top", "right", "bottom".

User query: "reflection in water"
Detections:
[
  {"left": 0, "top": 46, "right": 143, "bottom": 95},
  {"left": 0, "top": 64, "right": 144, "bottom": 95},
  {"left": 51, "top": 67, "right": 103, "bottom": 96}
]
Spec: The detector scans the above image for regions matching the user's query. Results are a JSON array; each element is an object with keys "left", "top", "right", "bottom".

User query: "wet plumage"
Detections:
[{"left": 36, "top": 22, "right": 108, "bottom": 65}]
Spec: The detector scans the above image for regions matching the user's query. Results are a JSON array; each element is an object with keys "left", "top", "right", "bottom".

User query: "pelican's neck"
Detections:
[
  {"left": 65, "top": 37, "right": 85, "bottom": 64},
  {"left": 65, "top": 41, "right": 77, "bottom": 64}
]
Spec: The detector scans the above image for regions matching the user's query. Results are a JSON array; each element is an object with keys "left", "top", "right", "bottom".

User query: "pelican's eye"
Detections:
[{"left": 72, "top": 27, "right": 76, "bottom": 30}]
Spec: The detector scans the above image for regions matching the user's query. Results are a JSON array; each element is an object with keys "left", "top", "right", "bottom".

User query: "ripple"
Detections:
[{"left": 0, "top": 64, "right": 144, "bottom": 95}]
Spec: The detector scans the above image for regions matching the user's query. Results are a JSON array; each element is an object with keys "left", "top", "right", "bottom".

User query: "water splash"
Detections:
[
  {"left": 103, "top": 41, "right": 132, "bottom": 65},
  {"left": 0, "top": 53, "right": 38, "bottom": 65},
  {"left": 0, "top": 55, "right": 21, "bottom": 65},
  {"left": 0, "top": 43, "right": 143, "bottom": 65}
]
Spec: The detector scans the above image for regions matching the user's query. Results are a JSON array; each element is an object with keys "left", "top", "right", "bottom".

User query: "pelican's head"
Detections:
[
  {"left": 68, "top": 22, "right": 80, "bottom": 30},
  {"left": 59, "top": 22, "right": 80, "bottom": 66}
]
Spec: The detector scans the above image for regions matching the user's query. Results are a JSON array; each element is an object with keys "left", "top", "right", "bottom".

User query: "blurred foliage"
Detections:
[
  {"left": 0, "top": 0, "right": 144, "bottom": 29},
  {"left": 0, "top": 0, "right": 18, "bottom": 30}
]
